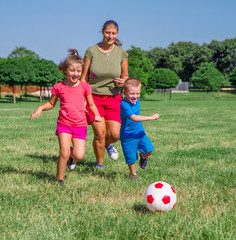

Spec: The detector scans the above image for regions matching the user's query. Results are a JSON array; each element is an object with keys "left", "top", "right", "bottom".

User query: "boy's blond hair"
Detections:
[{"left": 123, "top": 78, "right": 141, "bottom": 91}]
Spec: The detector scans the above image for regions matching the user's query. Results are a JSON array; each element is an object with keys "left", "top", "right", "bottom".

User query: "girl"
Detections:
[{"left": 31, "top": 49, "right": 101, "bottom": 185}]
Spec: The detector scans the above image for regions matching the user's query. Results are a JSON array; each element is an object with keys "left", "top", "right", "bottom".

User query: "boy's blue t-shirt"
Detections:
[{"left": 120, "top": 98, "right": 145, "bottom": 141}]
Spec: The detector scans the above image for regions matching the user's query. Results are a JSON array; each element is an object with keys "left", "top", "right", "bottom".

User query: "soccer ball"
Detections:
[{"left": 144, "top": 181, "right": 176, "bottom": 212}]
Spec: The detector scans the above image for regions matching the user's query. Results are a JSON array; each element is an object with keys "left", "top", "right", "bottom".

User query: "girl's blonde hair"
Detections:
[
  {"left": 102, "top": 20, "right": 122, "bottom": 46},
  {"left": 123, "top": 78, "right": 141, "bottom": 91},
  {"left": 58, "top": 49, "right": 83, "bottom": 75}
]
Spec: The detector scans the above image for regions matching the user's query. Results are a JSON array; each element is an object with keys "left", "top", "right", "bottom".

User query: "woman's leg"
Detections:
[
  {"left": 57, "top": 133, "right": 72, "bottom": 181},
  {"left": 91, "top": 117, "right": 106, "bottom": 165},
  {"left": 105, "top": 120, "right": 121, "bottom": 146}
]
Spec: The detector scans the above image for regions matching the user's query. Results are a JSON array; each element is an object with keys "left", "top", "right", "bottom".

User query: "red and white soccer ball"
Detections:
[{"left": 144, "top": 181, "right": 176, "bottom": 212}]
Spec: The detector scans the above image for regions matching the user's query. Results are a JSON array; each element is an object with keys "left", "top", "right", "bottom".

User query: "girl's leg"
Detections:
[
  {"left": 105, "top": 120, "right": 121, "bottom": 146},
  {"left": 71, "top": 138, "right": 86, "bottom": 162},
  {"left": 57, "top": 133, "right": 72, "bottom": 181},
  {"left": 91, "top": 117, "right": 106, "bottom": 165}
]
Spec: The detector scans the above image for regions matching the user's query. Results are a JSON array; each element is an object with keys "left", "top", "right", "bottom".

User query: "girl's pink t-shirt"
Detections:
[{"left": 51, "top": 81, "right": 92, "bottom": 127}]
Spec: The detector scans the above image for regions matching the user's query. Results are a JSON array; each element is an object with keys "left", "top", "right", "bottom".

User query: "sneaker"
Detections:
[
  {"left": 67, "top": 147, "right": 76, "bottom": 170},
  {"left": 95, "top": 164, "right": 104, "bottom": 169},
  {"left": 129, "top": 173, "right": 138, "bottom": 181},
  {"left": 105, "top": 144, "right": 118, "bottom": 160},
  {"left": 58, "top": 180, "right": 65, "bottom": 186},
  {"left": 139, "top": 153, "right": 148, "bottom": 169}
]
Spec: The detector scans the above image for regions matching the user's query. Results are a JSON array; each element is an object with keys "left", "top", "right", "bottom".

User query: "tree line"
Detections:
[
  {"left": 128, "top": 37, "right": 236, "bottom": 98},
  {"left": 0, "top": 38, "right": 236, "bottom": 103},
  {"left": 0, "top": 47, "right": 64, "bottom": 103}
]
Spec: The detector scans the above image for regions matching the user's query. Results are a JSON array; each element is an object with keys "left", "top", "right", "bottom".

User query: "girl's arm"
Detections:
[
  {"left": 30, "top": 94, "right": 58, "bottom": 120},
  {"left": 81, "top": 57, "right": 91, "bottom": 82},
  {"left": 114, "top": 58, "right": 129, "bottom": 87},
  {"left": 130, "top": 113, "right": 159, "bottom": 122},
  {"left": 86, "top": 93, "right": 101, "bottom": 122}
]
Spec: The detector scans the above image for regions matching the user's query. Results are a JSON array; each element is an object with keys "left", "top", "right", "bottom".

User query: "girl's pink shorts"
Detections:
[
  {"left": 86, "top": 93, "right": 122, "bottom": 125},
  {"left": 55, "top": 122, "right": 87, "bottom": 140}
]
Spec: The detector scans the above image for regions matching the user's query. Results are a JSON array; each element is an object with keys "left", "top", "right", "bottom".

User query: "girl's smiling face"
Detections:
[
  {"left": 123, "top": 85, "right": 141, "bottom": 104},
  {"left": 65, "top": 63, "right": 82, "bottom": 85}
]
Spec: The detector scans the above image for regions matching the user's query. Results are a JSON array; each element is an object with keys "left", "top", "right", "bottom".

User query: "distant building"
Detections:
[{"left": 155, "top": 80, "right": 189, "bottom": 93}]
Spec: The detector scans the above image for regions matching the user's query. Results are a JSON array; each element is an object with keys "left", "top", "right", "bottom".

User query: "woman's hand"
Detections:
[
  {"left": 114, "top": 78, "right": 126, "bottom": 87},
  {"left": 95, "top": 115, "right": 102, "bottom": 122}
]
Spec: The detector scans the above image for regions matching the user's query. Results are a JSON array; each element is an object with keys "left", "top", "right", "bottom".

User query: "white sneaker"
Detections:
[
  {"left": 67, "top": 147, "right": 76, "bottom": 170},
  {"left": 106, "top": 144, "right": 118, "bottom": 160}
]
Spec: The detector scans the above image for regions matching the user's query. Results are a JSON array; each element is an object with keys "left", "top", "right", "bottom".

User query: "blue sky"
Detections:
[{"left": 0, "top": 0, "right": 235, "bottom": 64}]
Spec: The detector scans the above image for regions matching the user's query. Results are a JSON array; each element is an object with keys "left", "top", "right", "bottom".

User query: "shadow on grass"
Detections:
[
  {"left": 75, "top": 160, "right": 118, "bottom": 179},
  {"left": 0, "top": 95, "right": 50, "bottom": 103},
  {"left": 133, "top": 203, "right": 150, "bottom": 215},
  {"left": 26, "top": 153, "right": 117, "bottom": 179},
  {"left": 0, "top": 166, "right": 55, "bottom": 182},
  {"left": 26, "top": 154, "right": 58, "bottom": 163}
]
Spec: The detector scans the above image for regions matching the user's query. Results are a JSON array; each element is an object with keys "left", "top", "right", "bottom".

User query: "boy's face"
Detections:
[{"left": 123, "top": 85, "right": 141, "bottom": 104}]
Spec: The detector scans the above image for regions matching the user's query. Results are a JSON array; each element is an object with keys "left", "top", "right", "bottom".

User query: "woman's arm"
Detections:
[
  {"left": 114, "top": 58, "right": 129, "bottom": 87},
  {"left": 30, "top": 94, "right": 58, "bottom": 120},
  {"left": 81, "top": 57, "right": 91, "bottom": 82}
]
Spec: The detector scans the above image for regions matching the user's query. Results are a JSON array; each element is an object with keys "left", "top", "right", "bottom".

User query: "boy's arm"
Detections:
[
  {"left": 30, "top": 94, "right": 58, "bottom": 120},
  {"left": 86, "top": 93, "right": 101, "bottom": 122},
  {"left": 130, "top": 113, "right": 159, "bottom": 122}
]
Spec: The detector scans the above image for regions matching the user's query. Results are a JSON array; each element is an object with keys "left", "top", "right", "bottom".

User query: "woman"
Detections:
[{"left": 81, "top": 20, "right": 129, "bottom": 168}]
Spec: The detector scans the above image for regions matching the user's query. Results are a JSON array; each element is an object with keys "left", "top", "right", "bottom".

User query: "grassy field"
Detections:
[{"left": 0, "top": 92, "right": 235, "bottom": 240}]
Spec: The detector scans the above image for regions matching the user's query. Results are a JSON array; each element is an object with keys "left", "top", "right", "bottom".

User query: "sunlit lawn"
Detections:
[{"left": 0, "top": 92, "right": 235, "bottom": 239}]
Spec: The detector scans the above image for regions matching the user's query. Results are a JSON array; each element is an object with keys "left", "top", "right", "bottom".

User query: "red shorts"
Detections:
[
  {"left": 86, "top": 93, "right": 122, "bottom": 125},
  {"left": 55, "top": 122, "right": 87, "bottom": 140}
]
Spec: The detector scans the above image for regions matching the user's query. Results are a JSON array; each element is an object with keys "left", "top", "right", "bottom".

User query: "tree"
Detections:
[
  {"left": 127, "top": 46, "right": 154, "bottom": 97},
  {"left": 0, "top": 57, "right": 35, "bottom": 103},
  {"left": 191, "top": 62, "right": 225, "bottom": 93},
  {"left": 209, "top": 38, "right": 236, "bottom": 75},
  {"left": 145, "top": 47, "right": 168, "bottom": 69},
  {"left": 32, "top": 59, "right": 63, "bottom": 102},
  {"left": 229, "top": 68, "right": 236, "bottom": 86},
  {"left": 166, "top": 42, "right": 213, "bottom": 82},
  {"left": 148, "top": 68, "right": 179, "bottom": 100},
  {"left": 8, "top": 46, "right": 40, "bottom": 59}
]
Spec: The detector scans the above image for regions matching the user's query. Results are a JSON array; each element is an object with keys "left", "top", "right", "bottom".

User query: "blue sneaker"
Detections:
[
  {"left": 105, "top": 144, "right": 118, "bottom": 160},
  {"left": 139, "top": 153, "right": 148, "bottom": 169},
  {"left": 96, "top": 164, "right": 104, "bottom": 169},
  {"left": 67, "top": 147, "right": 76, "bottom": 170}
]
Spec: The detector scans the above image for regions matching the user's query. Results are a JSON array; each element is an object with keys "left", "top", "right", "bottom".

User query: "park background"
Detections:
[{"left": 0, "top": 0, "right": 236, "bottom": 239}]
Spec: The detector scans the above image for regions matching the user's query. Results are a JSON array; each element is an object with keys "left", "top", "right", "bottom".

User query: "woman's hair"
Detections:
[
  {"left": 58, "top": 49, "right": 83, "bottom": 75},
  {"left": 123, "top": 78, "right": 141, "bottom": 91},
  {"left": 102, "top": 20, "right": 122, "bottom": 46}
]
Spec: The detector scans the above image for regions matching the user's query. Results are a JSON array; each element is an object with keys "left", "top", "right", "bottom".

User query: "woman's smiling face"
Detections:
[{"left": 102, "top": 25, "right": 118, "bottom": 46}]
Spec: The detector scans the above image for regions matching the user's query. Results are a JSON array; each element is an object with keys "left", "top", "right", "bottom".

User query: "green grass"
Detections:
[{"left": 0, "top": 92, "right": 235, "bottom": 240}]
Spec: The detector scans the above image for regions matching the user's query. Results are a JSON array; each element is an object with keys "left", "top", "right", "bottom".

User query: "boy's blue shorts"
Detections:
[{"left": 121, "top": 133, "right": 154, "bottom": 165}]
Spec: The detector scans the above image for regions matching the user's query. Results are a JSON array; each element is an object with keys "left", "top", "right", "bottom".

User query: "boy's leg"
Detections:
[
  {"left": 57, "top": 133, "right": 72, "bottom": 181},
  {"left": 143, "top": 152, "right": 153, "bottom": 158},
  {"left": 138, "top": 135, "right": 154, "bottom": 169},
  {"left": 128, "top": 163, "right": 136, "bottom": 176},
  {"left": 121, "top": 139, "right": 139, "bottom": 178}
]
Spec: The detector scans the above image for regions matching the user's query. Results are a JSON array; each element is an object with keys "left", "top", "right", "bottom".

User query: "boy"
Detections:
[{"left": 120, "top": 78, "right": 160, "bottom": 180}]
